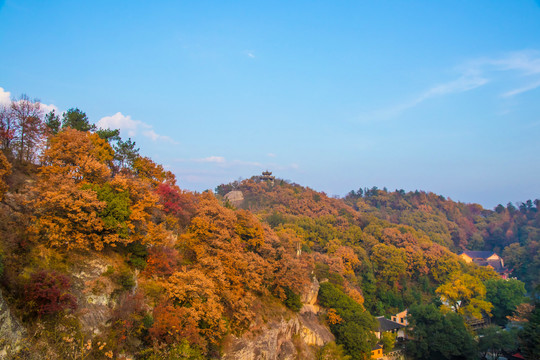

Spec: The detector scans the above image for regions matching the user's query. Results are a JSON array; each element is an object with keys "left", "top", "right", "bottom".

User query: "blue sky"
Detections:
[{"left": 1, "top": 1, "right": 539, "bottom": 208}]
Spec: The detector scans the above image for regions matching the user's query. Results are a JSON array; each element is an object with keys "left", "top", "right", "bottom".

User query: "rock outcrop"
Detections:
[
  {"left": 0, "top": 288, "right": 26, "bottom": 359},
  {"left": 222, "top": 277, "right": 333, "bottom": 360},
  {"left": 224, "top": 190, "right": 244, "bottom": 207},
  {"left": 222, "top": 312, "right": 334, "bottom": 360},
  {"left": 71, "top": 257, "right": 116, "bottom": 334}
]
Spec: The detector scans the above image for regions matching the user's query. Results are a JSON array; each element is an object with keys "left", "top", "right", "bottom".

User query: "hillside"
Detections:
[{"left": 0, "top": 99, "right": 538, "bottom": 359}]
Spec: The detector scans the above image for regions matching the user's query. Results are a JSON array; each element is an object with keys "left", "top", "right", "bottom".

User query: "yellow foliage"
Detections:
[{"left": 436, "top": 271, "right": 493, "bottom": 319}]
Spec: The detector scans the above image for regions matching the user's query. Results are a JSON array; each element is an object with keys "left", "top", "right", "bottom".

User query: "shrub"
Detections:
[
  {"left": 144, "top": 340, "right": 206, "bottom": 360},
  {"left": 126, "top": 241, "right": 148, "bottom": 270},
  {"left": 318, "top": 282, "right": 377, "bottom": 359},
  {"left": 284, "top": 287, "right": 302, "bottom": 312},
  {"left": 24, "top": 269, "right": 77, "bottom": 317},
  {"left": 116, "top": 268, "right": 135, "bottom": 291}
]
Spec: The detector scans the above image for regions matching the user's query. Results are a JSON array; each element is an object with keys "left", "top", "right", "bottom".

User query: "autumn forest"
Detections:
[{"left": 0, "top": 95, "right": 539, "bottom": 360}]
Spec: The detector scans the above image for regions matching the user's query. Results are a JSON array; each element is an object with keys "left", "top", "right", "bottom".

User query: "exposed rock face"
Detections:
[
  {"left": 223, "top": 317, "right": 300, "bottom": 360},
  {"left": 298, "top": 312, "right": 333, "bottom": 347},
  {"left": 300, "top": 277, "right": 320, "bottom": 314},
  {"left": 0, "top": 288, "right": 26, "bottom": 359},
  {"left": 222, "top": 278, "right": 333, "bottom": 360},
  {"left": 301, "top": 277, "right": 319, "bottom": 305},
  {"left": 222, "top": 312, "right": 334, "bottom": 360},
  {"left": 224, "top": 190, "right": 244, "bottom": 207},
  {"left": 71, "top": 257, "right": 115, "bottom": 334}
]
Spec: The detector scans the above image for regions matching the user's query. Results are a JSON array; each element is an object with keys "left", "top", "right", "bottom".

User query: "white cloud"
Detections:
[
  {"left": 0, "top": 87, "right": 11, "bottom": 105},
  {"left": 97, "top": 112, "right": 177, "bottom": 143},
  {"left": 40, "top": 103, "right": 60, "bottom": 114},
  {"left": 244, "top": 50, "right": 256, "bottom": 58},
  {"left": 97, "top": 112, "right": 142, "bottom": 137},
  {"left": 1, "top": 87, "right": 61, "bottom": 114},
  {"left": 267, "top": 153, "right": 276, "bottom": 158}
]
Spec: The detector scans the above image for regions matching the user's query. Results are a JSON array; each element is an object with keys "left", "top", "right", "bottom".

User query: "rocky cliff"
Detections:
[
  {"left": 0, "top": 288, "right": 26, "bottom": 359},
  {"left": 222, "top": 278, "right": 333, "bottom": 360}
]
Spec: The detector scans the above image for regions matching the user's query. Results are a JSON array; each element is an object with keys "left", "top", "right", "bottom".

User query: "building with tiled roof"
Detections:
[
  {"left": 374, "top": 316, "right": 406, "bottom": 339},
  {"left": 460, "top": 250, "right": 509, "bottom": 278}
]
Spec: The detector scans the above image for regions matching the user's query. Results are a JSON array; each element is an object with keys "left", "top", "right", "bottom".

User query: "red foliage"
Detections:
[
  {"left": 143, "top": 246, "right": 179, "bottom": 277},
  {"left": 24, "top": 269, "right": 77, "bottom": 316},
  {"left": 111, "top": 291, "right": 146, "bottom": 347},
  {"left": 156, "top": 183, "right": 197, "bottom": 226}
]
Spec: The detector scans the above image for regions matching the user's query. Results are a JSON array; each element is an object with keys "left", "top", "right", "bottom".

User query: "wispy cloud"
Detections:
[
  {"left": 175, "top": 156, "right": 298, "bottom": 171},
  {"left": 195, "top": 156, "right": 226, "bottom": 164},
  {"left": 401, "top": 73, "right": 488, "bottom": 113},
  {"left": 486, "top": 50, "right": 540, "bottom": 75},
  {"left": 361, "top": 73, "right": 488, "bottom": 121},
  {"left": 474, "top": 50, "right": 540, "bottom": 97},
  {"left": 180, "top": 156, "right": 260, "bottom": 167},
  {"left": 501, "top": 79, "right": 540, "bottom": 98},
  {"left": 244, "top": 50, "right": 256, "bottom": 58},
  {"left": 97, "top": 112, "right": 177, "bottom": 143},
  {"left": 362, "top": 50, "right": 540, "bottom": 121}
]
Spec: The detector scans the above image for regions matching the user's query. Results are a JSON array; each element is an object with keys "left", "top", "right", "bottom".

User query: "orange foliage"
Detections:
[
  {"left": 149, "top": 301, "right": 205, "bottom": 349},
  {"left": 344, "top": 286, "right": 365, "bottom": 307},
  {"left": 31, "top": 174, "right": 107, "bottom": 250},
  {"left": 109, "top": 174, "right": 161, "bottom": 244},
  {"left": 132, "top": 156, "right": 175, "bottom": 188},
  {"left": 235, "top": 209, "right": 265, "bottom": 249},
  {"left": 164, "top": 269, "right": 226, "bottom": 342},
  {"left": 41, "top": 129, "right": 110, "bottom": 184},
  {"left": 0, "top": 151, "right": 11, "bottom": 200},
  {"left": 327, "top": 308, "right": 343, "bottom": 325},
  {"left": 143, "top": 246, "right": 179, "bottom": 277},
  {"left": 335, "top": 246, "right": 361, "bottom": 275}
]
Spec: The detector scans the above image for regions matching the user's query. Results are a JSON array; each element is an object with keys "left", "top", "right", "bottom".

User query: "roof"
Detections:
[
  {"left": 376, "top": 316, "right": 405, "bottom": 332},
  {"left": 486, "top": 259, "right": 504, "bottom": 271},
  {"left": 371, "top": 344, "right": 383, "bottom": 351},
  {"left": 461, "top": 250, "right": 496, "bottom": 259}
]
